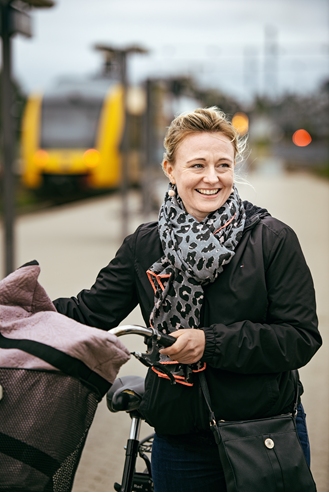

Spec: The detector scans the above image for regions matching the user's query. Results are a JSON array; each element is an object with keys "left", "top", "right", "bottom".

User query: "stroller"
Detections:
[{"left": 0, "top": 261, "right": 130, "bottom": 492}]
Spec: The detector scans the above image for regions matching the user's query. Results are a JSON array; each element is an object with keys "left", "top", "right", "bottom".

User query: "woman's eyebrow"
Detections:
[
  {"left": 186, "top": 157, "right": 206, "bottom": 163},
  {"left": 186, "top": 157, "right": 233, "bottom": 163}
]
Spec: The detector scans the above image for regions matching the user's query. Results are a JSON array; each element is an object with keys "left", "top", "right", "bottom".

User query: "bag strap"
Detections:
[
  {"left": 0, "top": 333, "right": 110, "bottom": 398},
  {"left": 199, "top": 370, "right": 214, "bottom": 416},
  {"left": 291, "top": 368, "right": 300, "bottom": 415},
  {"left": 0, "top": 431, "right": 60, "bottom": 479},
  {"left": 199, "top": 369, "right": 300, "bottom": 428},
  {"left": 199, "top": 371, "right": 221, "bottom": 444}
]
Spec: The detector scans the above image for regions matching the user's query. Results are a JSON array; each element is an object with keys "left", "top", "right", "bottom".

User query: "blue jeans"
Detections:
[
  {"left": 151, "top": 403, "right": 310, "bottom": 492},
  {"left": 296, "top": 402, "right": 311, "bottom": 466}
]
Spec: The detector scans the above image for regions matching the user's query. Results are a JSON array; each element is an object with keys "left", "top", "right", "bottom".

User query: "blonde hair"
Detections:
[{"left": 162, "top": 107, "right": 247, "bottom": 167}]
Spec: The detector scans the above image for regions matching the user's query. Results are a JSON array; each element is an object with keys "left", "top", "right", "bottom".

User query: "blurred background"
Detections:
[
  {"left": 0, "top": 0, "right": 328, "bottom": 222},
  {"left": 0, "top": 0, "right": 328, "bottom": 491}
]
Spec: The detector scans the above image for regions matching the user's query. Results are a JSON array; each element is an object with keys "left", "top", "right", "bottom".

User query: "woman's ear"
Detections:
[{"left": 163, "top": 160, "right": 175, "bottom": 184}]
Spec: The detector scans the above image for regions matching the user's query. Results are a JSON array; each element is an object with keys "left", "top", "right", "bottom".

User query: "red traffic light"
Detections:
[{"left": 292, "top": 129, "right": 312, "bottom": 147}]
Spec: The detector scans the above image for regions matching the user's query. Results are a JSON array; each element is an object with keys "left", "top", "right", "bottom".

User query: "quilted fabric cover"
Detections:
[{"left": 0, "top": 262, "right": 130, "bottom": 384}]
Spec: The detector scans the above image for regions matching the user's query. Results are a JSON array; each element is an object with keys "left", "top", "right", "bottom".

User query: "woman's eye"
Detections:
[
  {"left": 219, "top": 163, "right": 230, "bottom": 168},
  {"left": 191, "top": 163, "right": 203, "bottom": 168}
]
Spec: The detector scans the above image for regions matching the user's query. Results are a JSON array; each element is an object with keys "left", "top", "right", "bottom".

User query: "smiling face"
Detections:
[{"left": 163, "top": 132, "right": 235, "bottom": 222}]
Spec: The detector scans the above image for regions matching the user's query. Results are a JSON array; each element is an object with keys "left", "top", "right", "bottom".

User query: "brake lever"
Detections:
[{"left": 131, "top": 329, "right": 176, "bottom": 367}]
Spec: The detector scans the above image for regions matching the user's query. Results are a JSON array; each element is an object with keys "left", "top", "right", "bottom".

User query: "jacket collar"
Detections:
[{"left": 243, "top": 201, "right": 270, "bottom": 232}]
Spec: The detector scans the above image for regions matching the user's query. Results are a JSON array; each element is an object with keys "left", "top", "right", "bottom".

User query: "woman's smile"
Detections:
[
  {"left": 163, "top": 132, "right": 235, "bottom": 222},
  {"left": 196, "top": 188, "right": 220, "bottom": 195}
]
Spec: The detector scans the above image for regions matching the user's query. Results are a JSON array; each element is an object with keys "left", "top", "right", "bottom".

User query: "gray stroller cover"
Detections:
[{"left": 0, "top": 261, "right": 130, "bottom": 492}]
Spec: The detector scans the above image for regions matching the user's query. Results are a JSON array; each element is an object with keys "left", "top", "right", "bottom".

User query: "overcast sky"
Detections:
[{"left": 10, "top": 0, "right": 329, "bottom": 101}]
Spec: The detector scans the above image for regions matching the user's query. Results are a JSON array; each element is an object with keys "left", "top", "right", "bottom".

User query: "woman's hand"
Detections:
[{"left": 159, "top": 329, "right": 205, "bottom": 364}]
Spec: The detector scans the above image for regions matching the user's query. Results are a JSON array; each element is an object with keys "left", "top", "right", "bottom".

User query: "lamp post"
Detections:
[
  {"left": 0, "top": 0, "right": 55, "bottom": 276},
  {"left": 94, "top": 44, "right": 148, "bottom": 240}
]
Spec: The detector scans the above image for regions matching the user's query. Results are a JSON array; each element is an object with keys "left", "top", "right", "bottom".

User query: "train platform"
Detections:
[{"left": 0, "top": 170, "right": 328, "bottom": 491}]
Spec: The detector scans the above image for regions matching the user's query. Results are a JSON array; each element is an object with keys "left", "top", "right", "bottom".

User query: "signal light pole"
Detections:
[
  {"left": 1, "top": 0, "right": 15, "bottom": 276},
  {"left": 0, "top": 0, "right": 55, "bottom": 276}
]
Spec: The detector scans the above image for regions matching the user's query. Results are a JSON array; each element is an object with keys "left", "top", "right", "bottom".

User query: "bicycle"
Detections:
[{"left": 107, "top": 325, "right": 176, "bottom": 492}]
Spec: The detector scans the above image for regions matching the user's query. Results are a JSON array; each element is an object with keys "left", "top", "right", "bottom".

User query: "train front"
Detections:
[{"left": 21, "top": 78, "right": 124, "bottom": 193}]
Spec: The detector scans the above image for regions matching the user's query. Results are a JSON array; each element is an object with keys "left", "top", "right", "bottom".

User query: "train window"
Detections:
[{"left": 40, "top": 98, "right": 103, "bottom": 149}]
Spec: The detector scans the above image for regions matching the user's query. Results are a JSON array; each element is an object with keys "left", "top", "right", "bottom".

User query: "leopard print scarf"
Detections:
[{"left": 147, "top": 183, "right": 245, "bottom": 381}]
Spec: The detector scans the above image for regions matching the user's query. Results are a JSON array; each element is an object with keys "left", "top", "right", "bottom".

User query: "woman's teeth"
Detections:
[{"left": 197, "top": 189, "right": 220, "bottom": 195}]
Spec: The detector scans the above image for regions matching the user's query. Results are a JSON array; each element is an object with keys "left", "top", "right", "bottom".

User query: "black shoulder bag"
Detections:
[{"left": 199, "top": 370, "right": 316, "bottom": 492}]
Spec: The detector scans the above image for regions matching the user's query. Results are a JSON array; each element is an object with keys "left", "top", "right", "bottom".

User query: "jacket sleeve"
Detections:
[
  {"left": 202, "top": 224, "right": 322, "bottom": 374},
  {"left": 53, "top": 230, "right": 139, "bottom": 330}
]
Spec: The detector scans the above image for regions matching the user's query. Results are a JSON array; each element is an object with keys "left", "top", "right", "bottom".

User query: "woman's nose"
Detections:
[{"left": 203, "top": 166, "right": 219, "bottom": 184}]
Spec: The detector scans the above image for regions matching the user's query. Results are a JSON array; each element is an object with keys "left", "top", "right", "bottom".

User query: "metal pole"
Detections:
[
  {"left": 120, "top": 417, "right": 141, "bottom": 491},
  {"left": 120, "top": 50, "right": 129, "bottom": 240},
  {"left": 264, "top": 25, "right": 278, "bottom": 99},
  {"left": 1, "top": 0, "right": 15, "bottom": 275},
  {"left": 142, "top": 78, "right": 152, "bottom": 219}
]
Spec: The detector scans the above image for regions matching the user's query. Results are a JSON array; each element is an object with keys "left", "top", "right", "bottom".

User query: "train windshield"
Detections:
[{"left": 40, "top": 98, "right": 103, "bottom": 149}]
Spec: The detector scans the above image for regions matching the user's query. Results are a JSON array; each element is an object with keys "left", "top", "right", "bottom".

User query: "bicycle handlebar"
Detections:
[
  {"left": 108, "top": 324, "right": 176, "bottom": 348},
  {"left": 109, "top": 325, "right": 153, "bottom": 339}
]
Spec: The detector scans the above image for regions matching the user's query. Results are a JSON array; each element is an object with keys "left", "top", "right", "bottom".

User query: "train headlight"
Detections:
[
  {"left": 83, "top": 149, "right": 101, "bottom": 168},
  {"left": 33, "top": 150, "right": 50, "bottom": 168},
  {"left": 232, "top": 112, "right": 249, "bottom": 136}
]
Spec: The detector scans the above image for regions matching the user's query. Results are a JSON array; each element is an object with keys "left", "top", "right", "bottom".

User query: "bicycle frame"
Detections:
[
  {"left": 118, "top": 415, "right": 142, "bottom": 492},
  {"left": 108, "top": 325, "right": 175, "bottom": 492}
]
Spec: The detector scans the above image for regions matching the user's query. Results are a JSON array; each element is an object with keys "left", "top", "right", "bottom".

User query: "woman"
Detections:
[{"left": 54, "top": 107, "right": 321, "bottom": 492}]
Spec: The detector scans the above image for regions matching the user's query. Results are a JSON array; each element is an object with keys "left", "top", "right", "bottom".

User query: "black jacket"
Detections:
[{"left": 54, "top": 202, "right": 321, "bottom": 435}]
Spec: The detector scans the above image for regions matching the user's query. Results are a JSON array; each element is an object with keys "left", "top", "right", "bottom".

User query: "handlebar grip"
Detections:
[{"left": 156, "top": 332, "right": 176, "bottom": 348}]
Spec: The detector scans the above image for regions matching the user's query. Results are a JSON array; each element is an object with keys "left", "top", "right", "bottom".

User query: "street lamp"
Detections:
[
  {"left": 0, "top": 0, "right": 55, "bottom": 276},
  {"left": 94, "top": 44, "right": 148, "bottom": 240}
]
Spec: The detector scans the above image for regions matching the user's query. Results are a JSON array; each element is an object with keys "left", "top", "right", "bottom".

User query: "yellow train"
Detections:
[{"left": 21, "top": 78, "right": 126, "bottom": 191}]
